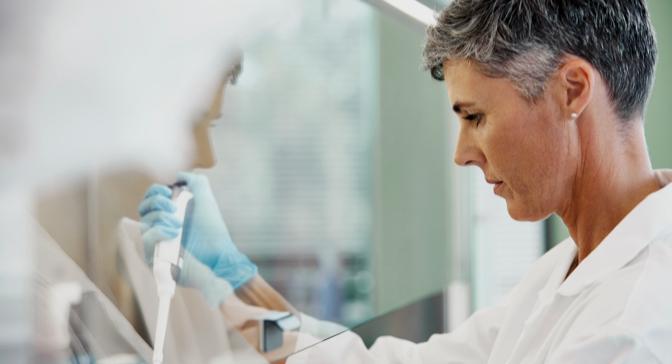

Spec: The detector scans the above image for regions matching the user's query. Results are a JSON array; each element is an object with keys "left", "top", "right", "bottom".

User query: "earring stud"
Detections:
[{"left": 570, "top": 112, "right": 578, "bottom": 120}]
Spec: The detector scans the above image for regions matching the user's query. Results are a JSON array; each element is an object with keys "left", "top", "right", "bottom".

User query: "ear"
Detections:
[{"left": 557, "top": 56, "right": 595, "bottom": 119}]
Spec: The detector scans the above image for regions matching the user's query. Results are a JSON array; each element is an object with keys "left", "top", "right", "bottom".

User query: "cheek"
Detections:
[
  {"left": 488, "top": 115, "right": 564, "bottom": 200},
  {"left": 482, "top": 117, "right": 539, "bottom": 180}
]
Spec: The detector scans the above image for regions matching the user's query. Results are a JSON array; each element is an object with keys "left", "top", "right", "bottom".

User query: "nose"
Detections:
[{"left": 453, "top": 126, "right": 484, "bottom": 167}]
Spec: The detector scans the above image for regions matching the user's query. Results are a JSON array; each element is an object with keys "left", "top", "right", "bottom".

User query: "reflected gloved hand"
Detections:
[{"left": 138, "top": 172, "right": 258, "bottom": 290}]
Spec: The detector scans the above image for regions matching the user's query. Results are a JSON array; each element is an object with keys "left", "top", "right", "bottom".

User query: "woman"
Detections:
[{"left": 140, "top": 0, "right": 672, "bottom": 362}]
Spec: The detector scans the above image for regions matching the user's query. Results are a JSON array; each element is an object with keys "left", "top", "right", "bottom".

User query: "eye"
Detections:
[{"left": 463, "top": 113, "right": 483, "bottom": 126}]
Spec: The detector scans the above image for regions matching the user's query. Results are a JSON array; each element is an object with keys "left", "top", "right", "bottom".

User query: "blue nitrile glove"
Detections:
[
  {"left": 179, "top": 251, "right": 235, "bottom": 307},
  {"left": 137, "top": 185, "right": 233, "bottom": 307},
  {"left": 138, "top": 172, "right": 258, "bottom": 289}
]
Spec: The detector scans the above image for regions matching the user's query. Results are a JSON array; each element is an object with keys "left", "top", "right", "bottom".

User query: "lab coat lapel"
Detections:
[
  {"left": 557, "top": 182, "right": 672, "bottom": 297},
  {"left": 534, "top": 240, "right": 576, "bottom": 306}
]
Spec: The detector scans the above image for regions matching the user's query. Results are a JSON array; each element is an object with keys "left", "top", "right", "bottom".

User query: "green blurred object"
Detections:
[
  {"left": 646, "top": 0, "right": 672, "bottom": 169},
  {"left": 372, "top": 11, "right": 450, "bottom": 315}
]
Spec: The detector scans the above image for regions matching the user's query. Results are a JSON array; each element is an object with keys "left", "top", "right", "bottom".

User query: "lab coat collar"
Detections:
[
  {"left": 555, "top": 169, "right": 672, "bottom": 296},
  {"left": 535, "top": 239, "right": 576, "bottom": 305}
]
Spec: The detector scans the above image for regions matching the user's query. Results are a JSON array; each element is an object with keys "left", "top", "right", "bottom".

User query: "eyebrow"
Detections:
[{"left": 452, "top": 101, "right": 476, "bottom": 114}]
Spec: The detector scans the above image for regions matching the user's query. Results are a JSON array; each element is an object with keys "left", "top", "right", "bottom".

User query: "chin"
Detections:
[{"left": 505, "top": 200, "right": 548, "bottom": 222}]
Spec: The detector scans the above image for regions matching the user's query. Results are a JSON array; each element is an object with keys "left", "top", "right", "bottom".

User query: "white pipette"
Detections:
[{"left": 152, "top": 183, "right": 193, "bottom": 364}]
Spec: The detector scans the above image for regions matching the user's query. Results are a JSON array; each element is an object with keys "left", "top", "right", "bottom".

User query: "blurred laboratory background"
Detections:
[{"left": 22, "top": 0, "right": 672, "bottom": 356}]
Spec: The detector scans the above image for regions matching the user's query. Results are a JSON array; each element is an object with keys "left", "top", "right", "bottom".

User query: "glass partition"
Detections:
[
  {"left": 204, "top": 0, "right": 378, "bottom": 327},
  {"left": 201, "top": 0, "right": 546, "bottom": 340}
]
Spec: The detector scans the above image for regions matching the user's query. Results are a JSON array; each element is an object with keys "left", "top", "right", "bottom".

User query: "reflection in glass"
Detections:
[{"left": 205, "top": 0, "right": 376, "bottom": 327}]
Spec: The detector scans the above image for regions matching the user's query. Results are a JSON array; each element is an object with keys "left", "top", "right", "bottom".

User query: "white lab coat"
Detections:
[
  {"left": 33, "top": 220, "right": 153, "bottom": 362},
  {"left": 289, "top": 169, "right": 672, "bottom": 364}
]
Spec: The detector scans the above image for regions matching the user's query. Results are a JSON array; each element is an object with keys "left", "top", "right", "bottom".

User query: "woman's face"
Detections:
[
  {"left": 443, "top": 60, "right": 576, "bottom": 221},
  {"left": 190, "top": 80, "right": 226, "bottom": 169}
]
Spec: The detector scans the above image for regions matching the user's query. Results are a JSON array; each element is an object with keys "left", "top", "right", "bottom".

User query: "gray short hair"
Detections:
[{"left": 423, "top": 0, "right": 657, "bottom": 122}]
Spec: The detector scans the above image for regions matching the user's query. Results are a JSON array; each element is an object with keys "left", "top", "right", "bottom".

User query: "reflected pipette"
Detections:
[{"left": 151, "top": 183, "right": 193, "bottom": 364}]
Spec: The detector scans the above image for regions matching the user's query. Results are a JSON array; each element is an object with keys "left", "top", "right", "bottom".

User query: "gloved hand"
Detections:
[
  {"left": 138, "top": 172, "right": 258, "bottom": 290},
  {"left": 174, "top": 250, "right": 235, "bottom": 308}
]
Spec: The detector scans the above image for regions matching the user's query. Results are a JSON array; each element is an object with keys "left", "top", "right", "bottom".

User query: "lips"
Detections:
[
  {"left": 493, "top": 181, "right": 504, "bottom": 195},
  {"left": 485, "top": 178, "right": 504, "bottom": 195}
]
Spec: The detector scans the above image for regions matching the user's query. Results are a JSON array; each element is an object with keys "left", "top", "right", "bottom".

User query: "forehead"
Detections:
[{"left": 442, "top": 60, "right": 522, "bottom": 108}]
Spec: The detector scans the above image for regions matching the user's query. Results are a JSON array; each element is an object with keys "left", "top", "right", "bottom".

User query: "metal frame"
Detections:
[{"left": 361, "top": 0, "right": 437, "bottom": 30}]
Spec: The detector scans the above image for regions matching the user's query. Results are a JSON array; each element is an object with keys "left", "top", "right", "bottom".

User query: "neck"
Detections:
[{"left": 558, "top": 118, "right": 660, "bottom": 262}]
